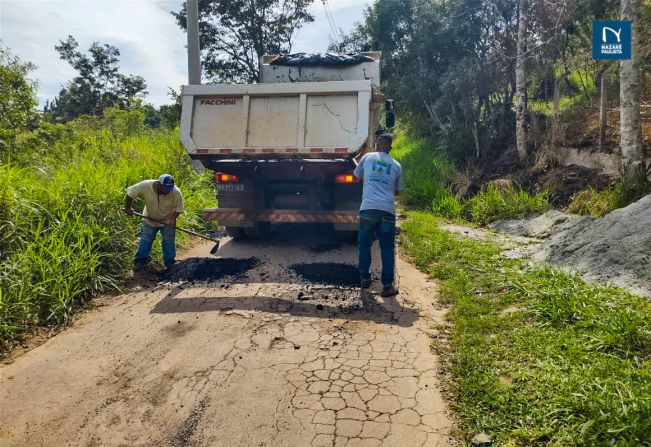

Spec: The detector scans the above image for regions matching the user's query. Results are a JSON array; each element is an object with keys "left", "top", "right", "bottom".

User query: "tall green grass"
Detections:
[
  {"left": 390, "top": 132, "right": 456, "bottom": 209},
  {"left": 0, "top": 108, "right": 216, "bottom": 344},
  {"left": 566, "top": 176, "right": 651, "bottom": 218},
  {"left": 465, "top": 185, "right": 551, "bottom": 225},
  {"left": 391, "top": 132, "right": 551, "bottom": 223}
]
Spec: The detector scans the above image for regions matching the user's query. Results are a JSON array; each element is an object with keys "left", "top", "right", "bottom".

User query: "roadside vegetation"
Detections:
[
  {"left": 393, "top": 130, "right": 651, "bottom": 445},
  {"left": 401, "top": 211, "right": 651, "bottom": 446},
  {"left": 0, "top": 45, "right": 211, "bottom": 346},
  {"left": 0, "top": 106, "right": 215, "bottom": 345},
  {"left": 391, "top": 133, "right": 551, "bottom": 224},
  {"left": 566, "top": 176, "right": 651, "bottom": 217}
]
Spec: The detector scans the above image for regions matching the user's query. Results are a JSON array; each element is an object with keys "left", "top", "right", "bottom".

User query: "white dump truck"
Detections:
[{"left": 179, "top": 2, "right": 393, "bottom": 238}]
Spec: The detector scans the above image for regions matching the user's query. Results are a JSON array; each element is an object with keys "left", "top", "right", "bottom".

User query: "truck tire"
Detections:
[
  {"left": 245, "top": 222, "right": 271, "bottom": 238},
  {"left": 335, "top": 230, "right": 358, "bottom": 243},
  {"left": 226, "top": 226, "right": 246, "bottom": 239}
]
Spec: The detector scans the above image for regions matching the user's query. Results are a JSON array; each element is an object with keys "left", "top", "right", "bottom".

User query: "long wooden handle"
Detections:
[{"left": 132, "top": 212, "right": 220, "bottom": 243}]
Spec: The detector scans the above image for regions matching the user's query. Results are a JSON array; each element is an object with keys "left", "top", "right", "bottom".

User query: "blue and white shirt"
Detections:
[{"left": 353, "top": 151, "right": 404, "bottom": 216}]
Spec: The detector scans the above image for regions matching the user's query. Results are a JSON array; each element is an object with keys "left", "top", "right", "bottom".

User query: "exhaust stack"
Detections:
[{"left": 186, "top": 0, "right": 201, "bottom": 85}]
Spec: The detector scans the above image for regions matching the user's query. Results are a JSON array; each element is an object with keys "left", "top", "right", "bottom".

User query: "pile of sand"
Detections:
[{"left": 490, "top": 195, "right": 651, "bottom": 297}]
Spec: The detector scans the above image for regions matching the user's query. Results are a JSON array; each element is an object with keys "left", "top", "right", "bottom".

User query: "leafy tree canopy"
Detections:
[
  {"left": 45, "top": 36, "right": 147, "bottom": 122},
  {"left": 0, "top": 45, "right": 39, "bottom": 156},
  {"left": 175, "top": 0, "right": 315, "bottom": 83},
  {"left": 335, "top": 0, "right": 623, "bottom": 162},
  {"left": 0, "top": 46, "right": 38, "bottom": 133}
]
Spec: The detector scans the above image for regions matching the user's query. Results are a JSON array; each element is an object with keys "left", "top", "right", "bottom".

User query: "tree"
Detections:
[
  {"left": 174, "top": 0, "right": 315, "bottom": 83},
  {"left": 619, "top": 0, "right": 645, "bottom": 180},
  {"left": 339, "top": 0, "right": 631, "bottom": 166},
  {"left": 45, "top": 36, "right": 147, "bottom": 122},
  {"left": 515, "top": 0, "right": 528, "bottom": 162},
  {"left": 0, "top": 47, "right": 38, "bottom": 131},
  {"left": 0, "top": 46, "right": 38, "bottom": 158},
  {"left": 142, "top": 89, "right": 182, "bottom": 129}
]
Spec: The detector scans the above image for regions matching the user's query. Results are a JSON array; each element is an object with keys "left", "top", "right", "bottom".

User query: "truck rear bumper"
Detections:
[{"left": 203, "top": 208, "right": 359, "bottom": 224}]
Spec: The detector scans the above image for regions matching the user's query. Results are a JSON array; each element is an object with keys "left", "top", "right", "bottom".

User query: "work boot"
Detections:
[
  {"left": 360, "top": 278, "right": 372, "bottom": 289},
  {"left": 164, "top": 260, "right": 176, "bottom": 271},
  {"left": 133, "top": 261, "right": 149, "bottom": 272},
  {"left": 380, "top": 284, "right": 399, "bottom": 297}
]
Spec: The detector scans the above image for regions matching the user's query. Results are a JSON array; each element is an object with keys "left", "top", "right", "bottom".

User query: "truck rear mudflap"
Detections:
[{"left": 203, "top": 208, "right": 358, "bottom": 225}]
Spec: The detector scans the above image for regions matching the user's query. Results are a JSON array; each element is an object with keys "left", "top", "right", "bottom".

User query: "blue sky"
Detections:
[{"left": 0, "top": 0, "right": 367, "bottom": 107}]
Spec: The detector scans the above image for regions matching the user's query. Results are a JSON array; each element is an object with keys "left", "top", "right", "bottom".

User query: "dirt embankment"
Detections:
[
  {"left": 454, "top": 147, "right": 613, "bottom": 206},
  {"left": 490, "top": 195, "right": 651, "bottom": 297}
]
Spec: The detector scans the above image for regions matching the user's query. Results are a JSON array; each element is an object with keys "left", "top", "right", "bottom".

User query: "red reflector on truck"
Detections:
[
  {"left": 335, "top": 174, "right": 361, "bottom": 184},
  {"left": 214, "top": 173, "right": 239, "bottom": 183},
  {"left": 310, "top": 148, "right": 324, "bottom": 153},
  {"left": 335, "top": 147, "right": 348, "bottom": 153}
]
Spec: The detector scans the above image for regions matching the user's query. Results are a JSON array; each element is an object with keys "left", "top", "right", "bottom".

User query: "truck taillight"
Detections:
[
  {"left": 214, "top": 172, "right": 239, "bottom": 183},
  {"left": 335, "top": 174, "right": 361, "bottom": 184}
]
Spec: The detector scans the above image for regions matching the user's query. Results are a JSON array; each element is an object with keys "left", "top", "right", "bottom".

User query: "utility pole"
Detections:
[{"left": 187, "top": 0, "right": 201, "bottom": 85}]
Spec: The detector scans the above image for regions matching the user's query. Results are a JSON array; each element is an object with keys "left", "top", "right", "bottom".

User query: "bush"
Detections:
[{"left": 0, "top": 109, "right": 216, "bottom": 344}]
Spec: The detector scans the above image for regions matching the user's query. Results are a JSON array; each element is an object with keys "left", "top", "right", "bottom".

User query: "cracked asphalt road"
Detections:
[{"left": 0, "top": 224, "right": 453, "bottom": 447}]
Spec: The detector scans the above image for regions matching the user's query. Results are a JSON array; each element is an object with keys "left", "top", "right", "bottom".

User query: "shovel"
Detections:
[{"left": 132, "top": 211, "right": 221, "bottom": 254}]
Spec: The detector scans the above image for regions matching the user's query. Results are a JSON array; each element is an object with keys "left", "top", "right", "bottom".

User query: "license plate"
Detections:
[{"left": 217, "top": 183, "right": 245, "bottom": 192}]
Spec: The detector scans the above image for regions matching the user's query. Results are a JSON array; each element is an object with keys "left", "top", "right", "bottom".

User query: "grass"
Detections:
[
  {"left": 401, "top": 211, "right": 651, "bottom": 446},
  {"left": 390, "top": 132, "right": 457, "bottom": 211},
  {"left": 464, "top": 185, "right": 551, "bottom": 226},
  {"left": 529, "top": 94, "right": 588, "bottom": 116},
  {"left": 566, "top": 177, "right": 651, "bottom": 217},
  {"left": 391, "top": 132, "right": 551, "bottom": 224},
  {"left": 0, "top": 107, "right": 217, "bottom": 344}
]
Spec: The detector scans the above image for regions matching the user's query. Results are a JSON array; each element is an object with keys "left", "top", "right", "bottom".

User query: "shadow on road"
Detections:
[{"left": 151, "top": 284, "right": 419, "bottom": 328}]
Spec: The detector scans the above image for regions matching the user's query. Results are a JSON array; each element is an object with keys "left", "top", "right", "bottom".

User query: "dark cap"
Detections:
[{"left": 158, "top": 174, "right": 175, "bottom": 191}]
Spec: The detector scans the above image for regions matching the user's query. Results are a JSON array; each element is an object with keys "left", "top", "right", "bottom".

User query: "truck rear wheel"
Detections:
[
  {"left": 245, "top": 222, "right": 271, "bottom": 238},
  {"left": 335, "top": 230, "right": 358, "bottom": 243},
  {"left": 226, "top": 226, "right": 246, "bottom": 239}
]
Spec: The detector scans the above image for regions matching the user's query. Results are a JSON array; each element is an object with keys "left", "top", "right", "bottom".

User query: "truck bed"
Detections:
[{"left": 180, "top": 80, "right": 378, "bottom": 162}]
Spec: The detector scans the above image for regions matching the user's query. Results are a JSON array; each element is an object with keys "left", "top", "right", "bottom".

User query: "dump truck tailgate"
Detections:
[{"left": 180, "top": 80, "right": 375, "bottom": 159}]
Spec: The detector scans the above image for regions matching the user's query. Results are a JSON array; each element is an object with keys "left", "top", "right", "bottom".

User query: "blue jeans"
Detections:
[
  {"left": 358, "top": 209, "right": 396, "bottom": 287},
  {"left": 135, "top": 222, "right": 176, "bottom": 266}
]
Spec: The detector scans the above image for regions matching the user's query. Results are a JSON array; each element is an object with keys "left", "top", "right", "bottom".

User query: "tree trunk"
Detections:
[
  {"left": 553, "top": 73, "right": 567, "bottom": 114},
  {"left": 515, "top": 0, "right": 528, "bottom": 162},
  {"left": 599, "top": 66, "right": 609, "bottom": 149},
  {"left": 620, "top": 0, "right": 645, "bottom": 180},
  {"left": 551, "top": 71, "right": 569, "bottom": 144},
  {"left": 473, "top": 121, "right": 480, "bottom": 158}
]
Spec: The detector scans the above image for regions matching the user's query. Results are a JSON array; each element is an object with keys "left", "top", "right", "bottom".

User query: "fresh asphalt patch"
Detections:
[
  {"left": 290, "top": 262, "right": 361, "bottom": 287},
  {"left": 308, "top": 243, "right": 342, "bottom": 254},
  {"left": 161, "top": 257, "right": 259, "bottom": 282}
]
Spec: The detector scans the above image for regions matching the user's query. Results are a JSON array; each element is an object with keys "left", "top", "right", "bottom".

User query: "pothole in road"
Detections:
[
  {"left": 162, "top": 257, "right": 259, "bottom": 282},
  {"left": 309, "top": 243, "right": 342, "bottom": 254},
  {"left": 290, "top": 262, "right": 360, "bottom": 287}
]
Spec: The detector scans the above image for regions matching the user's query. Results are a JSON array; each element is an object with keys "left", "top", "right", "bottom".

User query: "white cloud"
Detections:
[{"left": 0, "top": 0, "right": 367, "bottom": 108}]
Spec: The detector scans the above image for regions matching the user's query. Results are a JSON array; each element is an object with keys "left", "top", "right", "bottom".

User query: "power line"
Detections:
[{"left": 322, "top": 0, "right": 341, "bottom": 45}]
